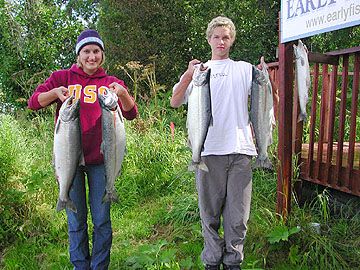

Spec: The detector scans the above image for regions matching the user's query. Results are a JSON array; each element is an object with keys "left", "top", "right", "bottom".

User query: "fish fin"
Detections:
[
  {"left": 54, "top": 120, "right": 61, "bottom": 134},
  {"left": 56, "top": 199, "right": 77, "bottom": 213},
  {"left": 303, "top": 42, "right": 308, "bottom": 53},
  {"left": 117, "top": 108, "right": 124, "bottom": 123},
  {"left": 198, "top": 161, "right": 209, "bottom": 172},
  {"left": 188, "top": 161, "right": 209, "bottom": 172},
  {"left": 306, "top": 76, "right": 311, "bottom": 88},
  {"left": 293, "top": 44, "right": 300, "bottom": 58},
  {"left": 100, "top": 141, "right": 104, "bottom": 155},
  {"left": 297, "top": 112, "right": 307, "bottom": 122},
  {"left": 270, "top": 107, "right": 276, "bottom": 126},
  {"left": 269, "top": 132, "right": 273, "bottom": 145},
  {"left": 79, "top": 152, "right": 85, "bottom": 166},
  {"left": 56, "top": 199, "right": 66, "bottom": 212},
  {"left": 301, "top": 57, "right": 305, "bottom": 66},
  {"left": 188, "top": 163, "right": 196, "bottom": 172},
  {"left": 253, "top": 157, "right": 273, "bottom": 171},
  {"left": 52, "top": 154, "right": 55, "bottom": 168},
  {"left": 187, "top": 138, "right": 192, "bottom": 149},
  {"left": 102, "top": 190, "right": 119, "bottom": 203}
]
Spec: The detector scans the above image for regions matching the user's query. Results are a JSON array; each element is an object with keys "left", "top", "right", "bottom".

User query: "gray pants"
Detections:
[{"left": 196, "top": 154, "right": 252, "bottom": 266}]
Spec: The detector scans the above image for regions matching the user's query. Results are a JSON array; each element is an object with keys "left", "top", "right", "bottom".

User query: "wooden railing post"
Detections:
[{"left": 277, "top": 41, "right": 294, "bottom": 220}]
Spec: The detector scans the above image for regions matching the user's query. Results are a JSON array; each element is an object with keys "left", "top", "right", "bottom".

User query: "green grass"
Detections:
[{"left": 1, "top": 102, "right": 360, "bottom": 270}]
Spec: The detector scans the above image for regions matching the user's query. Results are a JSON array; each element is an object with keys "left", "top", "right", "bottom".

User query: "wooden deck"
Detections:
[
  {"left": 301, "top": 142, "right": 360, "bottom": 169},
  {"left": 300, "top": 142, "right": 360, "bottom": 196}
]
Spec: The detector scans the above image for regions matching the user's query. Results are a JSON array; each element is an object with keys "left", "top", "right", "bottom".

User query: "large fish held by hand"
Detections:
[
  {"left": 186, "top": 63, "right": 212, "bottom": 172},
  {"left": 294, "top": 39, "right": 310, "bottom": 122},
  {"left": 53, "top": 96, "right": 84, "bottom": 212},
  {"left": 250, "top": 57, "right": 275, "bottom": 170},
  {"left": 98, "top": 90, "right": 126, "bottom": 203}
]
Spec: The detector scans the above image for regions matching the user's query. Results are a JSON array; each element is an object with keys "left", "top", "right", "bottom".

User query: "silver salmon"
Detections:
[
  {"left": 293, "top": 39, "right": 310, "bottom": 122},
  {"left": 98, "top": 90, "right": 126, "bottom": 203},
  {"left": 186, "top": 64, "right": 212, "bottom": 172},
  {"left": 53, "top": 96, "right": 83, "bottom": 212},
  {"left": 250, "top": 57, "right": 275, "bottom": 170}
]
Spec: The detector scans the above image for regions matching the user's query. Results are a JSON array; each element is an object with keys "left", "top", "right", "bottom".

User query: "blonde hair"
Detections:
[{"left": 206, "top": 16, "right": 236, "bottom": 40}]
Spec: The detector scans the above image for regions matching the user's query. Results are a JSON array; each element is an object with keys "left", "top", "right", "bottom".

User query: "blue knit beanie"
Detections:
[{"left": 75, "top": 29, "right": 104, "bottom": 55}]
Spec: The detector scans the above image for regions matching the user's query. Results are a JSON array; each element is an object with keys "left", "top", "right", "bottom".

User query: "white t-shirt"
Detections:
[{"left": 174, "top": 58, "right": 257, "bottom": 157}]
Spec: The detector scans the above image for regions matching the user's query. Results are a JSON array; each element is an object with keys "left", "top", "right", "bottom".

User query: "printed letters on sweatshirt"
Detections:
[{"left": 69, "top": 84, "right": 109, "bottom": 103}]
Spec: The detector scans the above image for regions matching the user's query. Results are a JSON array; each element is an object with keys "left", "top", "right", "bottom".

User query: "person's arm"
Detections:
[
  {"left": 109, "top": 82, "right": 135, "bottom": 112},
  {"left": 28, "top": 71, "right": 68, "bottom": 111},
  {"left": 108, "top": 81, "right": 138, "bottom": 120},
  {"left": 37, "top": 86, "right": 69, "bottom": 107},
  {"left": 170, "top": 59, "right": 201, "bottom": 108}
]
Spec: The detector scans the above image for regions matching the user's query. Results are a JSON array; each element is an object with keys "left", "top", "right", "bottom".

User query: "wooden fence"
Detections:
[{"left": 268, "top": 46, "right": 360, "bottom": 202}]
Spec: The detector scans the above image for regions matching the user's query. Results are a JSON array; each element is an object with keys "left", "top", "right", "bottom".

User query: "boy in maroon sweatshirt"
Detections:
[{"left": 28, "top": 29, "right": 138, "bottom": 270}]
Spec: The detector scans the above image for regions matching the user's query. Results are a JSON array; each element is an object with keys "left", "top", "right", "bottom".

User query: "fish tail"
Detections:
[
  {"left": 297, "top": 112, "right": 307, "bottom": 123},
  {"left": 188, "top": 160, "right": 209, "bottom": 172},
  {"left": 188, "top": 159, "right": 197, "bottom": 172},
  {"left": 198, "top": 161, "right": 209, "bottom": 172},
  {"left": 188, "top": 163, "right": 196, "bottom": 172},
  {"left": 56, "top": 199, "right": 77, "bottom": 213},
  {"left": 102, "top": 191, "right": 119, "bottom": 203},
  {"left": 253, "top": 157, "right": 273, "bottom": 171}
]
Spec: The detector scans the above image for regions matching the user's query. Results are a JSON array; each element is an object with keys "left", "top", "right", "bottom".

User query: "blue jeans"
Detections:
[{"left": 66, "top": 164, "right": 112, "bottom": 270}]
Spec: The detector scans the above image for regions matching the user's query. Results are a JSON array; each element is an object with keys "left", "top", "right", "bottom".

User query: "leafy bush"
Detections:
[
  {"left": 0, "top": 112, "right": 68, "bottom": 254},
  {"left": 0, "top": 114, "right": 28, "bottom": 247},
  {"left": 116, "top": 104, "right": 193, "bottom": 211}
]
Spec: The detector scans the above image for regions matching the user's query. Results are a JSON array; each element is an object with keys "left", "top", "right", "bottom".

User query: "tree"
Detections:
[
  {"left": 97, "top": 0, "right": 280, "bottom": 95},
  {"left": 0, "top": 0, "right": 93, "bottom": 102},
  {"left": 2, "top": 0, "right": 357, "bottom": 104},
  {"left": 308, "top": 26, "right": 360, "bottom": 53}
]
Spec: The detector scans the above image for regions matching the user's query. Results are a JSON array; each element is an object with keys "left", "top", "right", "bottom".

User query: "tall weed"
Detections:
[
  {"left": 0, "top": 112, "right": 67, "bottom": 255},
  {"left": 0, "top": 114, "right": 28, "bottom": 247},
  {"left": 2, "top": 56, "right": 360, "bottom": 269},
  {"left": 116, "top": 112, "right": 192, "bottom": 212}
]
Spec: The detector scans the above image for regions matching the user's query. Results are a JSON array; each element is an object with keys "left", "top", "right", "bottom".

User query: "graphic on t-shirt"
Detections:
[{"left": 211, "top": 72, "right": 228, "bottom": 79}]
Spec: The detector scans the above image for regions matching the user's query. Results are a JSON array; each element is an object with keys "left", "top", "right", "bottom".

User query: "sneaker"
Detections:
[
  {"left": 205, "top": 265, "right": 221, "bottom": 270},
  {"left": 223, "top": 264, "right": 241, "bottom": 270}
]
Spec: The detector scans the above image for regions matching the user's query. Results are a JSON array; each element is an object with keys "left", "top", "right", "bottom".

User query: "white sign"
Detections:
[{"left": 281, "top": 0, "right": 360, "bottom": 43}]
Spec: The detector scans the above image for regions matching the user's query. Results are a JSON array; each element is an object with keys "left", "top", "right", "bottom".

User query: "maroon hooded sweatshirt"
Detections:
[{"left": 28, "top": 64, "right": 138, "bottom": 165}]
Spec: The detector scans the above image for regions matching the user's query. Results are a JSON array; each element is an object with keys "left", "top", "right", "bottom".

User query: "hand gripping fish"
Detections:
[
  {"left": 98, "top": 90, "right": 126, "bottom": 203},
  {"left": 250, "top": 57, "right": 275, "bottom": 170},
  {"left": 186, "top": 63, "right": 212, "bottom": 172},
  {"left": 53, "top": 96, "right": 84, "bottom": 212},
  {"left": 294, "top": 39, "right": 311, "bottom": 122}
]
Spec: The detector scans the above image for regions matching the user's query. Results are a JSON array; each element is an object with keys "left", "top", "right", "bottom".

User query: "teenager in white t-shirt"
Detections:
[{"left": 171, "top": 16, "right": 257, "bottom": 270}]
